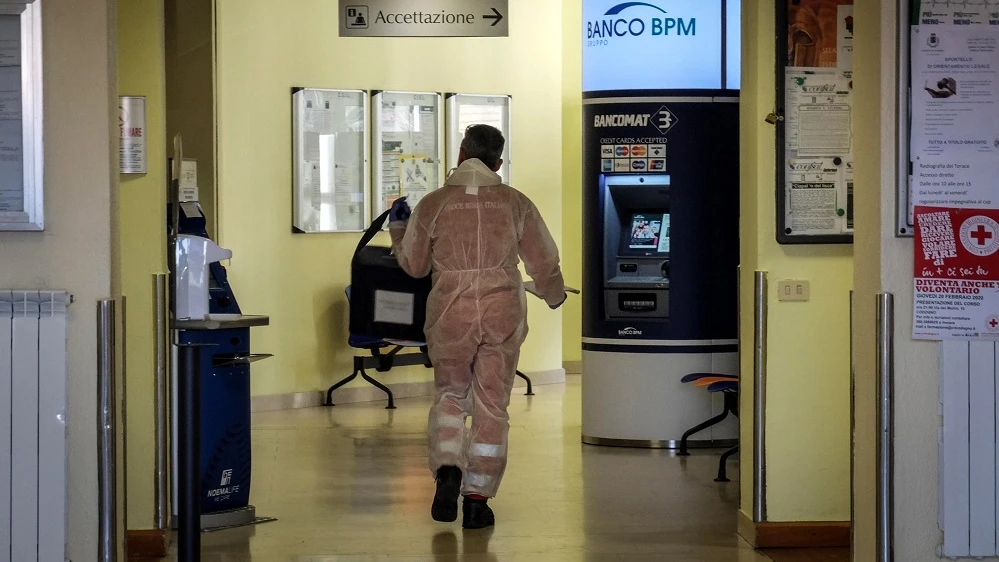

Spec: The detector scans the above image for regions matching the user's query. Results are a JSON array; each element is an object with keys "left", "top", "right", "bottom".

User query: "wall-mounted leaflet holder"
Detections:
[
  {"left": 292, "top": 87, "right": 370, "bottom": 234},
  {"left": 0, "top": 1, "right": 43, "bottom": 231},
  {"left": 372, "top": 91, "right": 444, "bottom": 218},
  {"left": 445, "top": 94, "right": 512, "bottom": 184},
  {"left": 775, "top": 0, "right": 855, "bottom": 245}
]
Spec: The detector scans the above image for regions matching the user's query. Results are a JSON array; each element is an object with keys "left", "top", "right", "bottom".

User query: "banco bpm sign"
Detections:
[
  {"left": 582, "top": 0, "right": 733, "bottom": 92},
  {"left": 340, "top": 0, "right": 509, "bottom": 37},
  {"left": 586, "top": 1, "right": 697, "bottom": 44}
]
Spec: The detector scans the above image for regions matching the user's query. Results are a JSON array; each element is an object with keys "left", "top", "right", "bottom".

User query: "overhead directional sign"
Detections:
[{"left": 339, "top": 0, "right": 509, "bottom": 37}]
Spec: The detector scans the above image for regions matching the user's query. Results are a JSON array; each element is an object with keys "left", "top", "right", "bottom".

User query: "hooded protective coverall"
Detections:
[{"left": 390, "top": 158, "right": 565, "bottom": 498}]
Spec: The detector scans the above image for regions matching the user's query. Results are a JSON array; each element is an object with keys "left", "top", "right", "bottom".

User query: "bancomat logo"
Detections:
[{"left": 594, "top": 105, "right": 678, "bottom": 135}]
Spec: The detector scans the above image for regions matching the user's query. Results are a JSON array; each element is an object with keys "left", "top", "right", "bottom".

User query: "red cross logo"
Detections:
[
  {"left": 990, "top": 318, "right": 998, "bottom": 329},
  {"left": 972, "top": 225, "right": 995, "bottom": 246}
]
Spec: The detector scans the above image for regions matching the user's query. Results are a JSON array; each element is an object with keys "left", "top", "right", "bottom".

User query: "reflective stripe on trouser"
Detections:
[{"left": 427, "top": 342, "right": 521, "bottom": 498}]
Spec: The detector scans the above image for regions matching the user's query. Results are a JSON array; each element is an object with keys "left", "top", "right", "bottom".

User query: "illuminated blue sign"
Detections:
[{"left": 583, "top": 0, "right": 741, "bottom": 92}]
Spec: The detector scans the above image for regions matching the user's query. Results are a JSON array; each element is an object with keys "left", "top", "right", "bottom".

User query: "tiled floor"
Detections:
[{"left": 157, "top": 378, "right": 845, "bottom": 561}]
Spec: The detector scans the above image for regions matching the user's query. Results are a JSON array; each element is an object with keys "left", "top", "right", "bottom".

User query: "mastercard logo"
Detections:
[{"left": 630, "top": 146, "right": 647, "bottom": 157}]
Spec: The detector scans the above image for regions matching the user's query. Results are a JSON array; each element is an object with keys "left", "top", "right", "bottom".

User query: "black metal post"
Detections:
[{"left": 178, "top": 344, "right": 201, "bottom": 561}]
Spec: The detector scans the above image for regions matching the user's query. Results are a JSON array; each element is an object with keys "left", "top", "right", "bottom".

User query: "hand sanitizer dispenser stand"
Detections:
[{"left": 170, "top": 202, "right": 273, "bottom": 531}]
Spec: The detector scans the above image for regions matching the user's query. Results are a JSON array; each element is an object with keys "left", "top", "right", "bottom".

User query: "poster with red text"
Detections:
[{"left": 914, "top": 206, "right": 999, "bottom": 340}]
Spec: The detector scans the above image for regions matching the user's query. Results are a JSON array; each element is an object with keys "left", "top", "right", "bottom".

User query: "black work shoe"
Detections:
[
  {"left": 431, "top": 466, "right": 462, "bottom": 522},
  {"left": 462, "top": 497, "right": 495, "bottom": 529}
]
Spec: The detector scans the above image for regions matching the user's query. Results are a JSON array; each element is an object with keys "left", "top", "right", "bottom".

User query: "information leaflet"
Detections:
[{"left": 910, "top": 7, "right": 999, "bottom": 340}]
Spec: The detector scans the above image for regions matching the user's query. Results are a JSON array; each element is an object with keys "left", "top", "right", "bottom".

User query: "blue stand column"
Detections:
[{"left": 178, "top": 344, "right": 203, "bottom": 561}]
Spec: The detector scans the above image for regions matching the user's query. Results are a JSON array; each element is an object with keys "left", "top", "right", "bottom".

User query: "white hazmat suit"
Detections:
[{"left": 390, "top": 158, "right": 565, "bottom": 498}]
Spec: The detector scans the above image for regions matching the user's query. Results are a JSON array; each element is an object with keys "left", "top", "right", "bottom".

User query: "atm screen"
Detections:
[{"left": 627, "top": 213, "right": 670, "bottom": 254}]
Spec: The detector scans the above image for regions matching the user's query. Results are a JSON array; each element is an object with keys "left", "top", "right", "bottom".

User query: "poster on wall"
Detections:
[
  {"left": 913, "top": 206, "right": 999, "bottom": 340},
  {"left": 119, "top": 96, "right": 147, "bottom": 175},
  {"left": 777, "top": 0, "right": 855, "bottom": 244},
  {"left": 908, "top": 1, "right": 999, "bottom": 340},
  {"left": 373, "top": 91, "right": 443, "bottom": 216}
]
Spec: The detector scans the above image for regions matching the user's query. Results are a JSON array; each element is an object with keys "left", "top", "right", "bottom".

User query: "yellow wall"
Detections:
[
  {"left": 739, "top": 0, "right": 854, "bottom": 522},
  {"left": 117, "top": 0, "right": 168, "bottom": 530},
  {"left": 562, "top": 0, "right": 583, "bottom": 364},
  {"left": 215, "top": 0, "right": 568, "bottom": 396}
]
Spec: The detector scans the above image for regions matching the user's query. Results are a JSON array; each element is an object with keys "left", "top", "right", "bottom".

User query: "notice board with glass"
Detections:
[
  {"left": 372, "top": 91, "right": 444, "bottom": 215},
  {"left": 776, "top": 0, "right": 855, "bottom": 244},
  {"left": 292, "top": 88, "right": 369, "bottom": 233},
  {"left": 446, "top": 94, "right": 512, "bottom": 183},
  {"left": 0, "top": 1, "right": 42, "bottom": 232}
]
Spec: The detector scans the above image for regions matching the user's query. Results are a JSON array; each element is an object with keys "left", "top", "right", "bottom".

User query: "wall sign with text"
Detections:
[
  {"left": 775, "top": 0, "right": 855, "bottom": 245},
  {"left": 339, "top": 0, "right": 508, "bottom": 37}
]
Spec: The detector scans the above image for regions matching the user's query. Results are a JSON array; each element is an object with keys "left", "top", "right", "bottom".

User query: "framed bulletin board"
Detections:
[
  {"left": 372, "top": 91, "right": 444, "bottom": 216},
  {"left": 0, "top": 1, "right": 42, "bottom": 232},
  {"left": 445, "top": 94, "right": 512, "bottom": 184},
  {"left": 776, "top": 0, "right": 855, "bottom": 244},
  {"left": 291, "top": 87, "right": 370, "bottom": 233}
]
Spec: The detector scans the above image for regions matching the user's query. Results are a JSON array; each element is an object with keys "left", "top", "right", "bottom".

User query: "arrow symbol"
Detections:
[{"left": 483, "top": 7, "right": 503, "bottom": 26}]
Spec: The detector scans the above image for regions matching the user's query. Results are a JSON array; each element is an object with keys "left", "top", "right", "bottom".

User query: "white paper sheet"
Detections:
[{"left": 374, "top": 290, "right": 415, "bottom": 325}]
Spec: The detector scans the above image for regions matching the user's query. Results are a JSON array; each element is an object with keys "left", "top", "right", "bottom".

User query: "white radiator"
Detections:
[
  {"left": 0, "top": 291, "right": 69, "bottom": 562},
  {"left": 940, "top": 340, "right": 999, "bottom": 558}
]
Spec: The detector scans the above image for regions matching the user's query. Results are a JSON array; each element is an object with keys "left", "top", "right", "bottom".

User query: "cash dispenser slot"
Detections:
[{"left": 619, "top": 293, "right": 658, "bottom": 312}]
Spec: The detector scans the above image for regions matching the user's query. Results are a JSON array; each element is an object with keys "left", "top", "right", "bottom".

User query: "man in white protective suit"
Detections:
[{"left": 388, "top": 124, "right": 566, "bottom": 529}]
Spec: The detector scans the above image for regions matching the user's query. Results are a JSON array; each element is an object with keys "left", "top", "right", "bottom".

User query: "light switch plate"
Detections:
[{"left": 778, "top": 280, "right": 810, "bottom": 302}]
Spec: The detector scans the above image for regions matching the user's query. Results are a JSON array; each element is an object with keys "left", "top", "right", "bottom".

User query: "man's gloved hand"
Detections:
[
  {"left": 390, "top": 197, "right": 411, "bottom": 223},
  {"left": 549, "top": 293, "right": 568, "bottom": 310}
]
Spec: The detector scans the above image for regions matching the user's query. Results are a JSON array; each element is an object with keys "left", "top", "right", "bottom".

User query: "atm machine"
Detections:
[
  {"left": 581, "top": 0, "right": 741, "bottom": 448},
  {"left": 169, "top": 180, "right": 273, "bottom": 529}
]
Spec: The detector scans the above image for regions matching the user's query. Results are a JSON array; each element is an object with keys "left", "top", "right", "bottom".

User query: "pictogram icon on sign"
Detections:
[
  {"left": 987, "top": 315, "right": 999, "bottom": 332},
  {"left": 346, "top": 5, "right": 369, "bottom": 29},
  {"left": 961, "top": 216, "right": 999, "bottom": 256}
]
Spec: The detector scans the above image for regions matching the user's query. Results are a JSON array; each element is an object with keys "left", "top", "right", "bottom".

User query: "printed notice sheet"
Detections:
[
  {"left": 783, "top": 70, "right": 854, "bottom": 236},
  {"left": 375, "top": 92, "right": 442, "bottom": 214}
]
